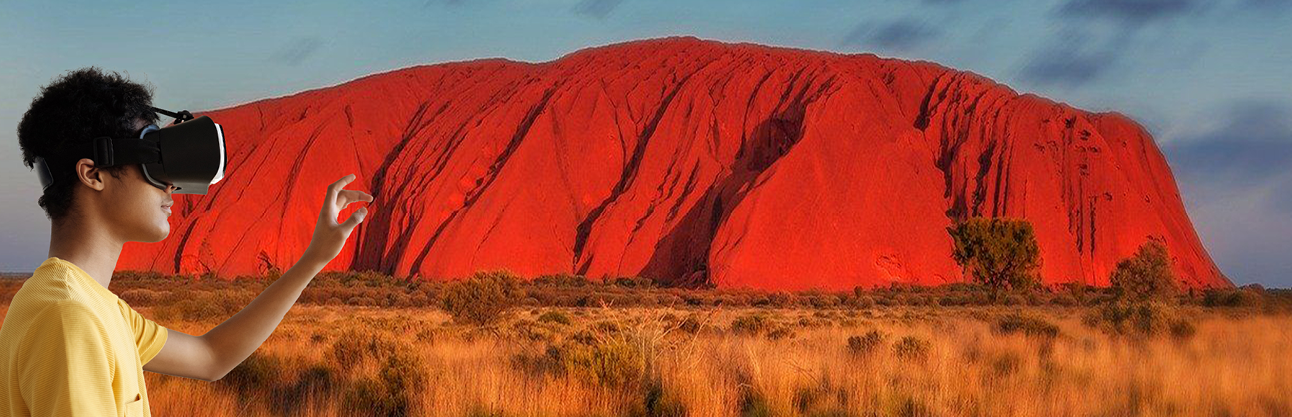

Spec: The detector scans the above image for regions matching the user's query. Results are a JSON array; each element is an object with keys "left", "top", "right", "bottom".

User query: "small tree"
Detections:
[
  {"left": 440, "top": 269, "right": 523, "bottom": 326},
  {"left": 1110, "top": 240, "right": 1178, "bottom": 303},
  {"left": 947, "top": 217, "right": 1041, "bottom": 301}
]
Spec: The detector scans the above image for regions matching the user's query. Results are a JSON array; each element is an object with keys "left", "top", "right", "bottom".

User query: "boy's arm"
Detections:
[{"left": 142, "top": 174, "right": 372, "bottom": 381}]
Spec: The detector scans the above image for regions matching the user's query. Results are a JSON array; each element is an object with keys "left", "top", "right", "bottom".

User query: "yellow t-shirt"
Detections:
[{"left": 0, "top": 257, "right": 169, "bottom": 417}]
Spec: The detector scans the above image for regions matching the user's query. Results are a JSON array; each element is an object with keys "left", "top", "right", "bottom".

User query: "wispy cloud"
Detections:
[
  {"left": 1019, "top": 0, "right": 1198, "bottom": 87},
  {"left": 572, "top": 0, "right": 624, "bottom": 19},
  {"left": 1055, "top": 0, "right": 1196, "bottom": 25},
  {"left": 270, "top": 37, "right": 325, "bottom": 66}
]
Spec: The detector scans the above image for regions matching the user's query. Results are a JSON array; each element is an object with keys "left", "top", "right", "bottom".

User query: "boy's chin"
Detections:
[{"left": 137, "top": 226, "right": 170, "bottom": 243}]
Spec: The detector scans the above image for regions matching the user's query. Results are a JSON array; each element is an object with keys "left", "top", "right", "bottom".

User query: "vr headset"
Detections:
[{"left": 33, "top": 107, "right": 227, "bottom": 195}]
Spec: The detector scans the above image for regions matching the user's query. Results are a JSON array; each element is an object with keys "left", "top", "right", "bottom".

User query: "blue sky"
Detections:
[{"left": 1, "top": 0, "right": 1289, "bottom": 286}]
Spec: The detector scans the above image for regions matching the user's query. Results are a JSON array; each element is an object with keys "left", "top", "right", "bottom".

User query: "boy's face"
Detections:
[{"left": 96, "top": 118, "right": 175, "bottom": 243}]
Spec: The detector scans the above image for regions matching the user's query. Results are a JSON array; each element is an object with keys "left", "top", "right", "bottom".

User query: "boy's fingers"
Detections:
[
  {"left": 338, "top": 190, "right": 374, "bottom": 205},
  {"left": 322, "top": 174, "right": 359, "bottom": 222},
  {"left": 325, "top": 174, "right": 357, "bottom": 204}
]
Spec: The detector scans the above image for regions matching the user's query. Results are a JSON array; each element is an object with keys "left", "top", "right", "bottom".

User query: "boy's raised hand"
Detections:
[{"left": 303, "top": 174, "right": 373, "bottom": 265}]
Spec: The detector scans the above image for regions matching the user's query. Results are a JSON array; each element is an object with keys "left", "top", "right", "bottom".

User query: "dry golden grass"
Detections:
[
  {"left": 79, "top": 305, "right": 1292, "bottom": 417},
  {"left": 2, "top": 272, "right": 1289, "bottom": 416}
]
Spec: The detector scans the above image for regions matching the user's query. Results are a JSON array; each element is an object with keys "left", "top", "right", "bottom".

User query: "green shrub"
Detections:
[
  {"left": 947, "top": 217, "right": 1041, "bottom": 301},
  {"left": 441, "top": 269, "right": 523, "bottom": 326},
  {"left": 1110, "top": 240, "right": 1178, "bottom": 303}
]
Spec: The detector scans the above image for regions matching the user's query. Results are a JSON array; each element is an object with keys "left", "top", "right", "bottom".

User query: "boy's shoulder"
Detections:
[
  {"left": 3, "top": 259, "right": 112, "bottom": 329},
  {"left": 13, "top": 261, "right": 83, "bottom": 301}
]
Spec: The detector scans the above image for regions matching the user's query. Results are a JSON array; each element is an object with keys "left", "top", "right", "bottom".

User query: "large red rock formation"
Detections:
[{"left": 117, "top": 37, "right": 1230, "bottom": 290}]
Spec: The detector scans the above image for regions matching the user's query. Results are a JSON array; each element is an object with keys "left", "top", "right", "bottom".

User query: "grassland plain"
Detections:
[{"left": 0, "top": 272, "right": 1287, "bottom": 417}]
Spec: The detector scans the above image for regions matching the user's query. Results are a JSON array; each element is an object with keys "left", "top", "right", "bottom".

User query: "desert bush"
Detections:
[
  {"left": 329, "top": 329, "right": 401, "bottom": 370},
  {"left": 947, "top": 217, "right": 1041, "bottom": 301},
  {"left": 441, "top": 269, "right": 523, "bottom": 326},
  {"left": 892, "top": 336, "right": 931, "bottom": 361},
  {"left": 511, "top": 319, "right": 556, "bottom": 342},
  {"left": 850, "top": 295, "right": 877, "bottom": 308},
  {"left": 415, "top": 328, "right": 440, "bottom": 344},
  {"left": 341, "top": 377, "right": 401, "bottom": 417},
  {"left": 339, "top": 339, "right": 426, "bottom": 417},
  {"left": 119, "top": 288, "right": 166, "bottom": 306},
  {"left": 270, "top": 364, "right": 335, "bottom": 416},
  {"left": 1058, "top": 282, "right": 1093, "bottom": 305},
  {"left": 546, "top": 339, "right": 645, "bottom": 387},
  {"left": 1050, "top": 293, "right": 1078, "bottom": 307},
  {"left": 847, "top": 330, "right": 886, "bottom": 355},
  {"left": 643, "top": 380, "right": 687, "bottom": 417},
  {"left": 676, "top": 315, "right": 703, "bottom": 334},
  {"left": 538, "top": 310, "right": 573, "bottom": 325},
  {"left": 610, "top": 275, "right": 658, "bottom": 288},
  {"left": 806, "top": 293, "right": 842, "bottom": 309},
  {"left": 346, "top": 296, "right": 378, "bottom": 306},
  {"left": 1169, "top": 319, "right": 1197, "bottom": 340},
  {"left": 1203, "top": 286, "right": 1265, "bottom": 308},
  {"left": 766, "top": 291, "right": 800, "bottom": 308},
  {"left": 1084, "top": 301, "right": 1194, "bottom": 339},
  {"left": 379, "top": 349, "right": 427, "bottom": 400},
  {"left": 996, "top": 312, "right": 1060, "bottom": 339},
  {"left": 173, "top": 298, "right": 225, "bottom": 321},
  {"left": 766, "top": 326, "right": 795, "bottom": 340},
  {"left": 990, "top": 350, "right": 1024, "bottom": 377},
  {"left": 1110, "top": 240, "right": 1178, "bottom": 303},
  {"left": 730, "top": 314, "right": 772, "bottom": 336},
  {"left": 533, "top": 272, "right": 593, "bottom": 287},
  {"left": 215, "top": 351, "right": 282, "bottom": 398}
]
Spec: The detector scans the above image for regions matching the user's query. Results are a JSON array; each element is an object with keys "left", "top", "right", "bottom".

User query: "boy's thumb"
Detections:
[{"left": 341, "top": 207, "right": 368, "bottom": 229}]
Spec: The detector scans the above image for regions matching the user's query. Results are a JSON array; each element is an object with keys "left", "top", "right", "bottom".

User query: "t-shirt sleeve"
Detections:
[
  {"left": 120, "top": 300, "right": 169, "bottom": 365},
  {"left": 20, "top": 300, "right": 118, "bottom": 416}
]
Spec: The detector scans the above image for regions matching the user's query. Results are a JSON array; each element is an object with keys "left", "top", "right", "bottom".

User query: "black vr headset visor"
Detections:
[{"left": 34, "top": 107, "right": 227, "bottom": 195}]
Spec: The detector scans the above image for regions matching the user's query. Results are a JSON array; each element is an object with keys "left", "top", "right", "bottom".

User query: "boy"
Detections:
[{"left": 0, "top": 68, "right": 372, "bottom": 416}]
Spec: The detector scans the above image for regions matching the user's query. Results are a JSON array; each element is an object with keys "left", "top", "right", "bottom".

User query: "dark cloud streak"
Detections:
[
  {"left": 840, "top": 18, "right": 941, "bottom": 53},
  {"left": 1018, "top": 29, "right": 1127, "bottom": 87},
  {"left": 1165, "top": 100, "right": 1292, "bottom": 212}
]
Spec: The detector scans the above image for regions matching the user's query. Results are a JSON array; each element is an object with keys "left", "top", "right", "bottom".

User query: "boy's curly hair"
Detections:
[{"left": 17, "top": 67, "right": 160, "bottom": 221}]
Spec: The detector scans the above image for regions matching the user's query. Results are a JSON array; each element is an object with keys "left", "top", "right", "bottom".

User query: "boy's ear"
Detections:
[{"left": 74, "top": 158, "right": 107, "bottom": 192}]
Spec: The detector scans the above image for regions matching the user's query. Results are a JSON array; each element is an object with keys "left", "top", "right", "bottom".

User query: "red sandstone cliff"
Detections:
[{"left": 117, "top": 37, "right": 1230, "bottom": 290}]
